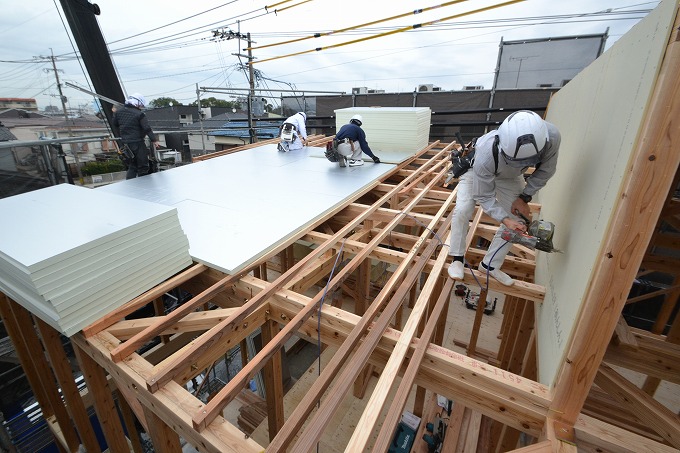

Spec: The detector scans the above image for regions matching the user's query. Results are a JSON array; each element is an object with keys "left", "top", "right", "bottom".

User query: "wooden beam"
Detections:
[
  {"left": 272, "top": 184, "right": 456, "bottom": 452},
  {"left": 595, "top": 363, "right": 680, "bottom": 448},
  {"left": 575, "top": 413, "right": 679, "bottom": 453},
  {"left": 357, "top": 272, "right": 454, "bottom": 452},
  {"left": 146, "top": 146, "right": 454, "bottom": 394},
  {"left": 109, "top": 268, "right": 246, "bottom": 362},
  {"left": 604, "top": 329, "right": 680, "bottom": 385},
  {"left": 191, "top": 150, "right": 455, "bottom": 432},
  {"left": 550, "top": 8, "right": 680, "bottom": 426},
  {"left": 612, "top": 315, "right": 639, "bottom": 350},
  {"left": 106, "top": 308, "right": 239, "bottom": 340},
  {"left": 72, "top": 333, "right": 264, "bottom": 453},
  {"left": 82, "top": 262, "right": 207, "bottom": 337},
  {"left": 265, "top": 284, "right": 551, "bottom": 437}
]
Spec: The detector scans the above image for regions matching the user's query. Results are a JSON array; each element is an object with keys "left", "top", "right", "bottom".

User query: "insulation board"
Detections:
[
  {"left": 98, "top": 143, "right": 396, "bottom": 275},
  {"left": 334, "top": 107, "right": 431, "bottom": 160},
  {"left": 0, "top": 184, "right": 192, "bottom": 336},
  {"left": 534, "top": 0, "right": 677, "bottom": 385}
]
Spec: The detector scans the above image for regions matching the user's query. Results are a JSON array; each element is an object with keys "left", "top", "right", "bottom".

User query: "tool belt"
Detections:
[{"left": 335, "top": 138, "right": 355, "bottom": 153}]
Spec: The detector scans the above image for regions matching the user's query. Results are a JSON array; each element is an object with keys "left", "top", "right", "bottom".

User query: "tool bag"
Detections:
[
  {"left": 280, "top": 122, "right": 297, "bottom": 142},
  {"left": 324, "top": 140, "right": 340, "bottom": 162}
]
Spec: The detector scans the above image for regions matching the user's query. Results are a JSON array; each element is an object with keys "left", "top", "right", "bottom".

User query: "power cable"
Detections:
[
  {"left": 248, "top": 0, "right": 473, "bottom": 51},
  {"left": 107, "top": 0, "right": 243, "bottom": 45},
  {"left": 252, "top": 0, "right": 527, "bottom": 65}
]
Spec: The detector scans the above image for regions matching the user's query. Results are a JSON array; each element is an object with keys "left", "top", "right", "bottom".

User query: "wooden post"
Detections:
[
  {"left": 73, "top": 342, "right": 130, "bottom": 453},
  {"left": 0, "top": 295, "right": 54, "bottom": 418},
  {"left": 354, "top": 258, "right": 373, "bottom": 398},
  {"left": 33, "top": 317, "right": 102, "bottom": 453},
  {"left": 467, "top": 288, "right": 489, "bottom": 357},
  {"left": 117, "top": 392, "right": 145, "bottom": 453},
  {"left": 0, "top": 298, "right": 81, "bottom": 452},
  {"left": 142, "top": 405, "right": 183, "bottom": 453},
  {"left": 261, "top": 320, "right": 284, "bottom": 440}
]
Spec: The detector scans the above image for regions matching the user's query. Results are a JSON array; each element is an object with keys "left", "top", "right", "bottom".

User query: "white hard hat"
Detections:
[
  {"left": 126, "top": 93, "right": 147, "bottom": 109},
  {"left": 497, "top": 110, "right": 548, "bottom": 167},
  {"left": 350, "top": 114, "right": 363, "bottom": 126}
]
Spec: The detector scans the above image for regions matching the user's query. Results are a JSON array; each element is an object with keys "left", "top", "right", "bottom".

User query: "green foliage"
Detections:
[
  {"left": 81, "top": 160, "right": 125, "bottom": 176},
  {"left": 149, "top": 97, "right": 183, "bottom": 108},
  {"left": 188, "top": 97, "right": 239, "bottom": 109}
]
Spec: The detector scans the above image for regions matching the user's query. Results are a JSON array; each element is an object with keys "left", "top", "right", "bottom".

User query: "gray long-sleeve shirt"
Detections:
[{"left": 472, "top": 121, "right": 561, "bottom": 222}]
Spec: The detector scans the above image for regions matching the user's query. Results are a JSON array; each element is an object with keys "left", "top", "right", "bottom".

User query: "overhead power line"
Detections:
[
  {"left": 252, "top": 0, "right": 526, "bottom": 65},
  {"left": 248, "top": 0, "right": 473, "bottom": 51}
]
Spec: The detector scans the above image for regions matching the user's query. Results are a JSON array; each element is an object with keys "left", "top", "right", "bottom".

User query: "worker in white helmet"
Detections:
[
  {"left": 278, "top": 111, "right": 308, "bottom": 152},
  {"left": 112, "top": 93, "right": 160, "bottom": 179},
  {"left": 447, "top": 110, "right": 561, "bottom": 286},
  {"left": 333, "top": 114, "right": 380, "bottom": 167}
]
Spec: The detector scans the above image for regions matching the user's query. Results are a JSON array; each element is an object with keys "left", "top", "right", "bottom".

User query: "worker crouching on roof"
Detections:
[
  {"left": 334, "top": 114, "right": 380, "bottom": 167},
  {"left": 112, "top": 93, "right": 160, "bottom": 179},
  {"left": 447, "top": 110, "right": 561, "bottom": 286},
  {"left": 278, "top": 111, "right": 308, "bottom": 152}
]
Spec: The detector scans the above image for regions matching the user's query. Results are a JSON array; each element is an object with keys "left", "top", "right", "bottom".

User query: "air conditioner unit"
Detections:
[
  {"left": 418, "top": 84, "right": 434, "bottom": 92},
  {"left": 462, "top": 85, "right": 484, "bottom": 91}
]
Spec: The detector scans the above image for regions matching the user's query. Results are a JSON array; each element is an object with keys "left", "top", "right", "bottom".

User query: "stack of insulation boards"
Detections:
[
  {"left": 335, "top": 107, "right": 431, "bottom": 158},
  {"left": 0, "top": 184, "right": 192, "bottom": 337}
]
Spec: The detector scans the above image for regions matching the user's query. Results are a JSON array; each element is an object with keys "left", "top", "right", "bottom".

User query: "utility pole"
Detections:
[
  {"left": 246, "top": 32, "right": 256, "bottom": 144},
  {"left": 45, "top": 49, "right": 83, "bottom": 183},
  {"left": 196, "top": 83, "right": 206, "bottom": 154},
  {"left": 211, "top": 27, "right": 257, "bottom": 144}
]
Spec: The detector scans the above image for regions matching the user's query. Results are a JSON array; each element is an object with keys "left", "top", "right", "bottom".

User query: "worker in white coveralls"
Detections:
[
  {"left": 278, "top": 111, "right": 308, "bottom": 152},
  {"left": 447, "top": 110, "right": 561, "bottom": 286},
  {"left": 334, "top": 114, "right": 381, "bottom": 167}
]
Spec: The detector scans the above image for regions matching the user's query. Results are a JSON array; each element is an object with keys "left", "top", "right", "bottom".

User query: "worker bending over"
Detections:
[
  {"left": 448, "top": 110, "right": 561, "bottom": 286},
  {"left": 334, "top": 114, "right": 380, "bottom": 167},
  {"left": 278, "top": 111, "right": 307, "bottom": 152}
]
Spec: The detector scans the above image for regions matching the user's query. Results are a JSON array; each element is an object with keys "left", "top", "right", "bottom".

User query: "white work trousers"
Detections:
[
  {"left": 337, "top": 140, "right": 363, "bottom": 160},
  {"left": 449, "top": 172, "right": 525, "bottom": 270}
]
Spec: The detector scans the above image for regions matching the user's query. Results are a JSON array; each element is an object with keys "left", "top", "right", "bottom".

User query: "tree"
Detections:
[
  {"left": 189, "top": 97, "right": 238, "bottom": 109},
  {"left": 149, "top": 97, "right": 182, "bottom": 108}
]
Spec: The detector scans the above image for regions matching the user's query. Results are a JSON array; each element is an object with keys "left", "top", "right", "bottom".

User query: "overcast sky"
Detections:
[{"left": 0, "top": 0, "right": 660, "bottom": 111}]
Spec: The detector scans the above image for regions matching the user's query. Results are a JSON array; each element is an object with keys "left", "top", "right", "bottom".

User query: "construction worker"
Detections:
[
  {"left": 278, "top": 111, "right": 307, "bottom": 152},
  {"left": 112, "top": 93, "right": 159, "bottom": 179},
  {"left": 334, "top": 114, "right": 380, "bottom": 167},
  {"left": 448, "top": 110, "right": 561, "bottom": 286}
]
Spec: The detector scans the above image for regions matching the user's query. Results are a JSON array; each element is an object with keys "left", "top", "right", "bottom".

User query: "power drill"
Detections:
[{"left": 501, "top": 213, "right": 559, "bottom": 253}]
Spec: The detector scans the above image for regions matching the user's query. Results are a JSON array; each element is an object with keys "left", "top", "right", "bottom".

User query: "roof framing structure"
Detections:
[{"left": 0, "top": 2, "right": 679, "bottom": 452}]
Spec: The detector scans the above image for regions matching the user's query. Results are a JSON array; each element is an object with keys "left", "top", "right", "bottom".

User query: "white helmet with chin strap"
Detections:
[
  {"left": 497, "top": 110, "right": 548, "bottom": 168},
  {"left": 350, "top": 114, "right": 363, "bottom": 126}
]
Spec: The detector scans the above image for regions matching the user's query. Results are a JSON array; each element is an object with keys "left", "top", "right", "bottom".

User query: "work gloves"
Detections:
[{"left": 372, "top": 156, "right": 381, "bottom": 163}]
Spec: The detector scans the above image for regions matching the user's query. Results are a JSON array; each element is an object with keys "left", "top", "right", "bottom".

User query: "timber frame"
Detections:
[{"left": 1, "top": 6, "right": 680, "bottom": 452}]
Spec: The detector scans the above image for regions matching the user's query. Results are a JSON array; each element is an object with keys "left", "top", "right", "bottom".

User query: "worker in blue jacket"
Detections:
[{"left": 334, "top": 115, "right": 380, "bottom": 167}]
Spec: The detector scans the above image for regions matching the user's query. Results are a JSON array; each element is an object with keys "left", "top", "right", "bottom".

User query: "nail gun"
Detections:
[{"left": 501, "top": 212, "right": 560, "bottom": 253}]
